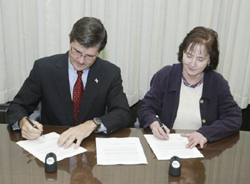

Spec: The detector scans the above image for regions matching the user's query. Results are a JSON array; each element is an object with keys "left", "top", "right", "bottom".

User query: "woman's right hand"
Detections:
[{"left": 150, "top": 121, "right": 170, "bottom": 139}]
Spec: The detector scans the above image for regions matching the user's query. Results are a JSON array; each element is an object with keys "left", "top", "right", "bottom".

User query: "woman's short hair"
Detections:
[{"left": 178, "top": 27, "right": 219, "bottom": 70}]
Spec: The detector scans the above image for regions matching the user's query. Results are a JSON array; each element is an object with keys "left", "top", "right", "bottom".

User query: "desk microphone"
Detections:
[
  {"left": 169, "top": 156, "right": 181, "bottom": 176},
  {"left": 45, "top": 152, "right": 57, "bottom": 173}
]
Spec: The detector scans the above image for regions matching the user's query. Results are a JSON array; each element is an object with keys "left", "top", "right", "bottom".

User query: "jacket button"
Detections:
[
  {"left": 200, "top": 99, "right": 204, "bottom": 104},
  {"left": 202, "top": 119, "right": 206, "bottom": 123}
]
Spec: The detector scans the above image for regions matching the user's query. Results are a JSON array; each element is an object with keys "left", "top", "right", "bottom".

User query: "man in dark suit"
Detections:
[{"left": 7, "top": 17, "right": 131, "bottom": 149}]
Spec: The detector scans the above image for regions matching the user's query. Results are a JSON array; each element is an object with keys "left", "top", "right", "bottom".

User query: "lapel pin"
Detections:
[{"left": 95, "top": 78, "right": 99, "bottom": 83}]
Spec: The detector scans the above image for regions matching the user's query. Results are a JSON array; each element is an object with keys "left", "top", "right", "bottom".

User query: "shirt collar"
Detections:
[
  {"left": 182, "top": 73, "right": 204, "bottom": 88},
  {"left": 68, "top": 57, "right": 89, "bottom": 73}
]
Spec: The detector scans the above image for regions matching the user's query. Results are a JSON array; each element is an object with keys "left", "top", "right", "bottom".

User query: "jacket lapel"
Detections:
[
  {"left": 202, "top": 71, "right": 213, "bottom": 101},
  {"left": 53, "top": 52, "right": 75, "bottom": 125},
  {"left": 77, "top": 58, "right": 102, "bottom": 123},
  {"left": 168, "top": 64, "right": 183, "bottom": 125}
]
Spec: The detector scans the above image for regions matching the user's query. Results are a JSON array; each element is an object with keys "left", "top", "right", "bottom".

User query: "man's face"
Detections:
[{"left": 69, "top": 40, "right": 99, "bottom": 71}]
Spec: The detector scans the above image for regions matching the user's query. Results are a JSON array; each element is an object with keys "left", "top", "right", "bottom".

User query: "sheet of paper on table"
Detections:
[
  {"left": 144, "top": 134, "right": 204, "bottom": 160},
  {"left": 16, "top": 132, "right": 87, "bottom": 163},
  {"left": 96, "top": 137, "right": 148, "bottom": 165}
]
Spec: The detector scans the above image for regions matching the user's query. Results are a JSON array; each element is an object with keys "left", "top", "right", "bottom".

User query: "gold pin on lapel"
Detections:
[{"left": 95, "top": 78, "right": 99, "bottom": 83}]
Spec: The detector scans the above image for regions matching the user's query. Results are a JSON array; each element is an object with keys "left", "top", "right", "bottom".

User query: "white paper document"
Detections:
[
  {"left": 16, "top": 132, "right": 87, "bottom": 163},
  {"left": 144, "top": 134, "right": 204, "bottom": 160},
  {"left": 96, "top": 137, "right": 148, "bottom": 165}
]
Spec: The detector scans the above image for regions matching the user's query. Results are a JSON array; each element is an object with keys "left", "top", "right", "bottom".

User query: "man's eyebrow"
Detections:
[
  {"left": 72, "top": 47, "right": 97, "bottom": 57},
  {"left": 73, "top": 47, "right": 82, "bottom": 53},
  {"left": 85, "top": 54, "right": 96, "bottom": 57}
]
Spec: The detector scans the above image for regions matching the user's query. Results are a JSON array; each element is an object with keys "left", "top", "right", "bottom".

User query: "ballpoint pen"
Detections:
[
  {"left": 25, "top": 117, "right": 44, "bottom": 136},
  {"left": 156, "top": 115, "right": 167, "bottom": 133}
]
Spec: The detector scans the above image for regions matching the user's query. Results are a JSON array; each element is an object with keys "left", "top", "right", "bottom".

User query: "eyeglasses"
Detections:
[{"left": 70, "top": 47, "right": 97, "bottom": 62}]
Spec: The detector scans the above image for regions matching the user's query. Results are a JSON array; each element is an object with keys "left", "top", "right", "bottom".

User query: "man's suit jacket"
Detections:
[{"left": 8, "top": 52, "right": 131, "bottom": 134}]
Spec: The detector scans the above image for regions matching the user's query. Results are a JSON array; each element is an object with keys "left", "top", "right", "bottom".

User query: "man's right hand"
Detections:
[{"left": 19, "top": 117, "right": 43, "bottom": 140}]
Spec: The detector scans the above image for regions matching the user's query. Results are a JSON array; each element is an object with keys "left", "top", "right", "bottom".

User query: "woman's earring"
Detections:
[{"left": 206, "top": 63, "right": 210, "bottom": 70}]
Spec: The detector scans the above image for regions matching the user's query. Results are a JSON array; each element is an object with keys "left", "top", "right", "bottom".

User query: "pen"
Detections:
[
  {"left": 156, "top": 115, "right": 167, "bottom": 133},
  {"left": 25, "top": 117, "right": 43, "bottom": 136}
]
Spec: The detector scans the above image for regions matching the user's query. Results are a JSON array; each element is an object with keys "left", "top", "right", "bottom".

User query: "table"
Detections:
[{"left": 0, "top": 124, "right": 249, "bottom": 184}]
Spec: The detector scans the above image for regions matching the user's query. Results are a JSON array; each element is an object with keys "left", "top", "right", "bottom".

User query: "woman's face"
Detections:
[{"left": 182, "top": 44, "right": 210, "bottom": 80}]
